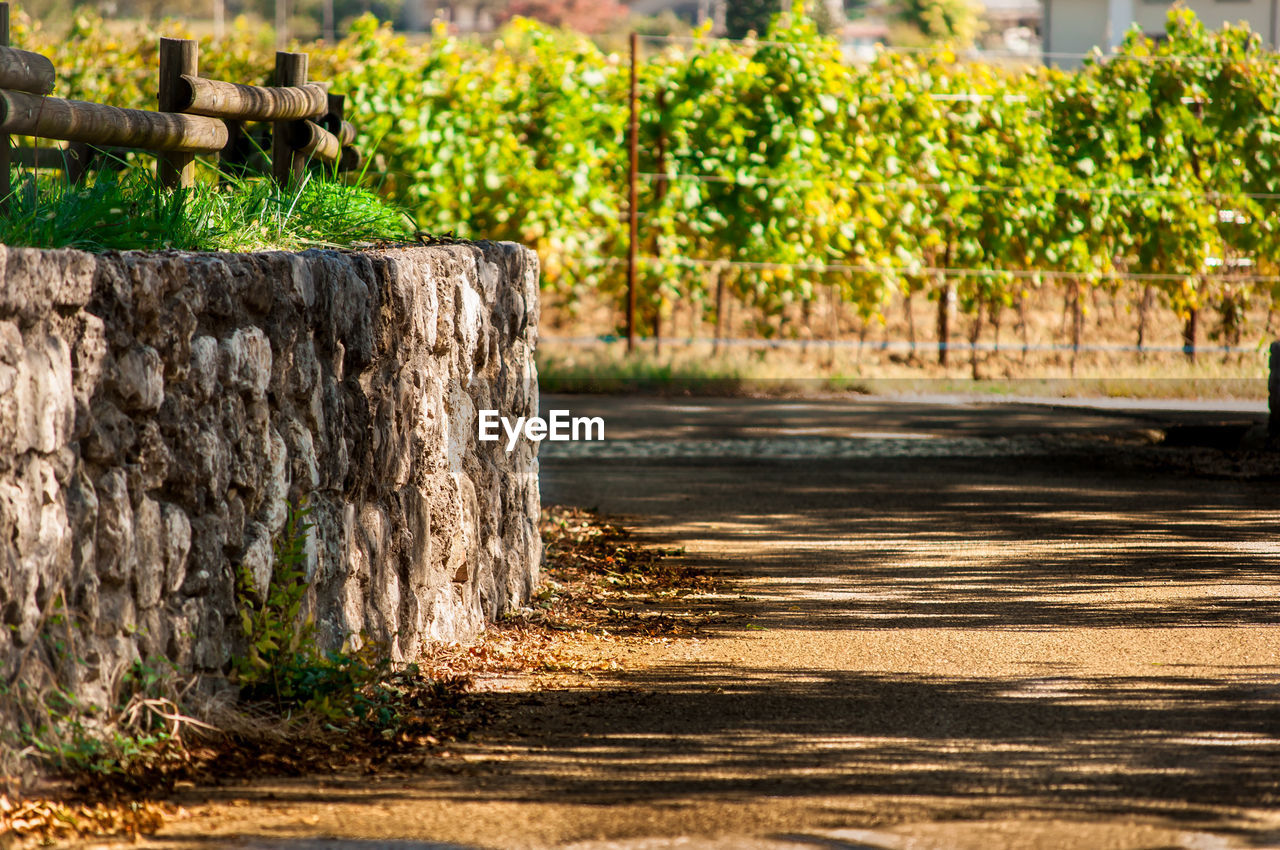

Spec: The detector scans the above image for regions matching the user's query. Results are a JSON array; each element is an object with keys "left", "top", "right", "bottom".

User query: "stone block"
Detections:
[
  {"left": 134, "top": 496, "right": 164, "bottom": 609},
  {"left": 94, "top": 468, "right": 135, "bottom": 586},
  {"left": 112, "top": 345, "right": 164, "bottom": 413},
  {"left": 220, "top": 327, "right": 273, "bottom": 397},
  {"left": 161, "top": 503, "right": 192, "bottom": 595}
]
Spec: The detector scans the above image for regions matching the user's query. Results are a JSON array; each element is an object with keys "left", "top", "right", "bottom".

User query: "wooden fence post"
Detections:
[
  {"left": 653, "top": 85, "right": 667, "bottom": 356},
  {"left": 272, "top": 51, "right": 307, "bottom": 187},
  {"left": 324, "top": 92, "right": 344, "bottom": 135},
  {"left": 158, "top": 37, "right": 198, "bottom": 189},
  {"left": 65, "top": 141, "right": 91, "bottom": 185},
  {"left": 626, "top": 31, "right": 639, "bottom": 355},
  {"left": 1, "top": 2, "right": 11, "bottom": 205},
  {"left": 324, "top": 92, "right": 344, "bottom": 175}
]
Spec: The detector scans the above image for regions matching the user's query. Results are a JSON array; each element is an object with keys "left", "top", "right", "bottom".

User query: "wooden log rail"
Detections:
[
  {"left": 0, "top": 89, "right": 228, "bottom": 152},
  {"left": 338, "top": 145, "right": 361, "bottom": 172},
  {"left": 178, "top": 76, "right": 327, "bottom": 121},
  {"left": 334, "top": 120, "right": 355, "bottom": 146},
  {"left": 0, "top": 24, "right": 364, "bottom": 195},
  {"left": 287, "top": 119, "right": 340, "bottom": 163},
  {"left": 0, "top": 45, "right": 53, "bottom": 95},
  {"left": 321, "top": 91, "right": 359, "bottom": 173}
]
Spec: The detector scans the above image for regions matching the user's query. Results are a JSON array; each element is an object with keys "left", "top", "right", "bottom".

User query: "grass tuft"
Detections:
[{"left": 0, "top": 166, "right": 414, "bottom": 253}]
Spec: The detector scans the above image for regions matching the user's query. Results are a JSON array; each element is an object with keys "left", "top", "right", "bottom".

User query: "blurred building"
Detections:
[
  {"left": 403, "top": 0, "right": 497, "bottom": 32},
  {"left": 628, "top": 0, "right": 714, "bottom": 25},
  {"left": 982, "top": 0, "right": 1040, "bottom": 31},
  {"left": 403, "top": 0, "right": 713, "bottom": 33},
  {"left": 628, "top": 0, "right": 849, "bottom": 33},
  {"left": 841, "top": 17, "right": 888, "bottom": 60},
  {"left": 1043, "top": 0, "right": 1279, "bottom": 66},
  {"left": 981, "top": 0, "right": 1041, "bottom": 54}
]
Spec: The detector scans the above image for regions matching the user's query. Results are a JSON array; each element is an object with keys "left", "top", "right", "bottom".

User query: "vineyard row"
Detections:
[{"left": 15, "top": 5, "right": 1280, "bottom": 359}]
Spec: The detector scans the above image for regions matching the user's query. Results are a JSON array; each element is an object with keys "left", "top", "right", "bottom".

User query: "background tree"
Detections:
[
  {"left": 892, "top": 0, "right": 984, "bottom": 45},
  {"left": 16, "top": 6, "right": 1279, "bottom": 355},
  {"left": 806, "top": 0, "right": 844, "bottom": 35},
  {"left": 726, "top": 0, "right": 841, "bottom": 40},
  {"left": 724, "top": 0, "right": 779, "bottom": 38}
]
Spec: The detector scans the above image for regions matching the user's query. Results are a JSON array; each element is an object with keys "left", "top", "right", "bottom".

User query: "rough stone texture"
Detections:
[{"left": 0, "top": 243, "right": 540, "bottom": 707}]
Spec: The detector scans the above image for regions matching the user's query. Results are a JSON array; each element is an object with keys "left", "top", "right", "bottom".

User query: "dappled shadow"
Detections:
[
  {"left": 219, "top": 842, "right": 476, "bottom": 850},
  {"left": 170, "top": 663, "right": 1280, "bottom": 836},
  {"left": 462, "top": 665, "right": 1280, "bottom": 814},
  {"left": 162, "top": 400, "right": 1280, "bottom": 845},
  {"left": 543, "top": 454, "right": 1280, "bottom": 632},
  {"left": 481, "top": 422, "right": 1280, "bottom": 829}
]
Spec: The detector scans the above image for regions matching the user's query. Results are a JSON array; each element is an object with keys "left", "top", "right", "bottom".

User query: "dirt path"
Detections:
[{"left": 138, "top": 396, "right": 1280, "bottom": 850}]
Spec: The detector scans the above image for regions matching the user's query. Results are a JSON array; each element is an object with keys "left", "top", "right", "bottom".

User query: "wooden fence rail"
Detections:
[
  {"left": 177, "top": 77, "right": 328, "bottom": 121},
  {"left": 0, "top": 89, "right": 229, "bottom": 153},
  {"left": 0, "top": 45, "right": 53, "bottom": 95},
  {"left": 322, "top": 91, "right": 362, "bottom": 171},
  {"left": 328, "top": 119, "right": 356, "bottom": 146},
  {"left": 288, "top": 119, "right": 341, "bottom": 162},
  {"left": 0, "top": 3, "right": 363, "bottom": 198}
]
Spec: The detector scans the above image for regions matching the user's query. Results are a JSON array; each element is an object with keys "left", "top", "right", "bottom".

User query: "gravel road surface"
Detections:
[{"left": 144, "top": 394, "right": 1280, "bottom": 850}]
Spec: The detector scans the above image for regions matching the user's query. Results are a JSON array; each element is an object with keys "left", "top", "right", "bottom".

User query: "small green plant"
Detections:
[
  {"left": 2, "top": 657, "right": 205, "bottom": 786},
  {"left": 232, "top": 500, "right": 409, "bottom": 728},
  {"left": 233, "top": 498, "right": 315, "bottom": 708},
  {"left": 1, "top": 583, "right": 197, "bottom": 787},
  {"left": 1, "top": 498, "right": 452, "bottom": 796}
]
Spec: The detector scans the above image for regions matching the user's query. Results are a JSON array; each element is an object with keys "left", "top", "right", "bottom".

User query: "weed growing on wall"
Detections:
[
  {"left": 231, "top": 499, "right": 388, "bottom": 724},
  {"left": 0, "top": 499, "right": 446, "bottom": 796},
  {"left": 233, "top": 499, "right": 316, "bottom": 707},
  {"left": 0, "top": 656, "right": 205, "bottom": 795},
  {"left": 231, "top": 500, "right": 443, "bottom": 731}
]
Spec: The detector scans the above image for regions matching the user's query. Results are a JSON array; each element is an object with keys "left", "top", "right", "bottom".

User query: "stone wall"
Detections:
[{"left": 0, "top": 243, "right": 540, "bottom": 707}]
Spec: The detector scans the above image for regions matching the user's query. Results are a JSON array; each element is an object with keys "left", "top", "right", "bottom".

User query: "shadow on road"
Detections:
[
  {"left": 167, "top": 663, "right": 1280, "bottom": 839},
  {"left": 451, "top": 665, "right": 1280, "bottom": 813},
  {"left": 547, "top": 455, "right": 1280, "bottom": 632},
  {"left": 159, "top": 401, "right": 1280, "bottom": 847}
]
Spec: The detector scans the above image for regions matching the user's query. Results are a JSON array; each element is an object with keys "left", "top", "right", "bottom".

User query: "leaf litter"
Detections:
[
  {"left": 422, "top": 506, "right": 722, "bottom": 688},
  {"left": 1, "top": 505, "right": 717, "bottom": 847}
]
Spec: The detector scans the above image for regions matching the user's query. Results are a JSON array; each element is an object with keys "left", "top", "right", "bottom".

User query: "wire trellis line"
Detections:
[
  {"left": 636, "top": 32, "right": 1280, "bottom": 65},
  {"left": 579, "top": 254, "right": 1280, "bottom": 285},
  {"left": 635, "top": 172, "right": 1280, "bottom": 202},
  {"left": 542, "top": 334, "right": 1265, "bottom": 356}
]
